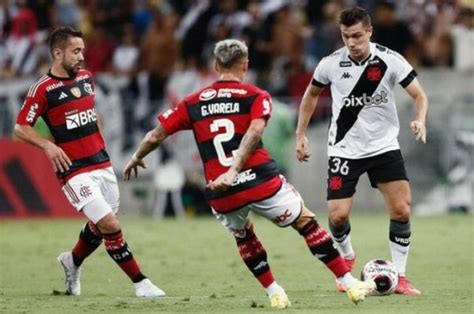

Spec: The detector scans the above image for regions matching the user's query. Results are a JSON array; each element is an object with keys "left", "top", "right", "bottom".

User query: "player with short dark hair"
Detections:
[
  {"left": 123, "top": 39, "right": 375, "bottom": 309},
  {"left": 295, "top": 6, "right": 428, "bottom": 295},
  {"left": 14, "top": 26, "right": 164, "bottom": 297}
]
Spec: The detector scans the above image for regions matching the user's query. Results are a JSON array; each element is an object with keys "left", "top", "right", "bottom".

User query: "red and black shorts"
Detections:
[{"left": 327, "top": 150, "right": 409, "bottom": 200}]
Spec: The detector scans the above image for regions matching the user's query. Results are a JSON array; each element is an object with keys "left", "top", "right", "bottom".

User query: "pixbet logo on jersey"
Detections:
[
  {"left": 342, "top": 90, "right": 388, "bottom": 107},
  {"left": 65, "top": 108, "right": 97, "bottom": 130}
]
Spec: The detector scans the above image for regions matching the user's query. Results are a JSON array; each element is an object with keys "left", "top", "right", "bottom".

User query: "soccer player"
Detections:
[
  {"left": 14, "top": 27, "right": 164, "bottom": 298},
  {"left": 123, "top": 39, "right": 375, "bottom": 309},
  {"left": 295, "top": 7, "right": 428, "bottom": 295}
]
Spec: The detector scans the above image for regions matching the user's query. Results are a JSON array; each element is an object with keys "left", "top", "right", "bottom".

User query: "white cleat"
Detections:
[
  {"left": 57, "top": 252, "right": 81, "bottom": 296},
  {"left": 346, "top": 279, "right": 376, "bottom": 305},
  {"left": 134, "top": 278, "right": 166, "bottom": 297}
]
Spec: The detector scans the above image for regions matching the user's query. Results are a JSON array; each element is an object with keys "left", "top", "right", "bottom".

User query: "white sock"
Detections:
[
  {"left": 337, "top": 272, "right": 358, "bottom": 289},
  {"left": 336, "top": 233, "right": 355, "bottom": 259},
  {"left": 389, "top": 241, "right": 409, "bottom": 276},
  {"left": 265, "top": 282, "right": 285, "bottom": 296}
]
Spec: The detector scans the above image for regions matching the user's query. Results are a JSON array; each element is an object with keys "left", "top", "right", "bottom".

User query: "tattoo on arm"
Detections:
[
  {"left": 231, "top": 128, "right": 261, "bottom": 173},
  {"left": 134, "top": 124, "right": 169, "bottom": 160}
]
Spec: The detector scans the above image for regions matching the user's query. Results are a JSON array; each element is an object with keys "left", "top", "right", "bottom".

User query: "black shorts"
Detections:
[{"left": 327, "top": 150, "right": 409, "bottom": 200}]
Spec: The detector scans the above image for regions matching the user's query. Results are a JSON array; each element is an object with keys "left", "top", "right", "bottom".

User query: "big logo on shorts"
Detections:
[
  {"left": 272, "top": 209, "right": 292, "bottom": 224},
  {"left": 329, "top": 176, "right": 343, "bottom": 190}
]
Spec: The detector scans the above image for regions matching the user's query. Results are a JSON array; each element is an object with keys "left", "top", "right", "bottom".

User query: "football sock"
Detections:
[
  {"left": 103, "top": 230, "right": 146, "bottom": 283},
  {"left": 72, "top": 221, "right": 103, "bottom": 267},
  {"left": 337, "top": 272, "right": 358, "bottom": 289},
  {"left": 235, "top": 225, "right": 275, "bottom": 288},
  {"left": 299, "top": 219, "right": 349, "bottom": 277},
  {"left": 265, "top": 281, "right": 285, "bottom": 296},
  {"left": 389, "top": 220, "right": 411, "bottom": 276},
  {"left": 329, "top": 219, "right": 355, "bottom": 259}
]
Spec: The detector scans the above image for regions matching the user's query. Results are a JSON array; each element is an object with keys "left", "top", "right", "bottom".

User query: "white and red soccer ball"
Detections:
[{"left": 361, "top": 259, "right": 399, "bottom": 295}]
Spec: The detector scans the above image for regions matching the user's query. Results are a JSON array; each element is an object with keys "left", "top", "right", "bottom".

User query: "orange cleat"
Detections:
[{"left": 395, "top": 276, "right": 421, "bottom": 295}]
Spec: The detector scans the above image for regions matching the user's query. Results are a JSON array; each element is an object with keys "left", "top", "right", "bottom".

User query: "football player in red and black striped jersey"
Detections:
[
  {"left": 124, "top": 39, "right": 376, "bottom": 308},
  {"left": 15, "top": 26, "right": 164, "bottom": 297}
]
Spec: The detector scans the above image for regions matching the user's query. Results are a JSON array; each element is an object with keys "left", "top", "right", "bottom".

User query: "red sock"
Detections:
[
  {"left": 103, "top": 230, "right": 146, "bottom": 283},
  {"left": 236, "top": 225, "right": 275, "bottom": 288},
  {"left": 72, "top": 221, "right": 103, "bottom": 266},
  {"left": 299, "top": 219, "right": 349, "bottom": 277}
]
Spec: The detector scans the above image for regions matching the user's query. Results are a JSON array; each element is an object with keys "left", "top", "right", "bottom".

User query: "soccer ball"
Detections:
[{"left": 360, "top": 259, "right": 399, "bottom": 296}]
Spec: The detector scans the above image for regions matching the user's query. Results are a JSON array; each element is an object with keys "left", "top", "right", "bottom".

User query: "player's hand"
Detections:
[
  {"left": 296, "top": 135, "right": 311, "bottom": 162},
  {"left": 123, "top": 155, "right": 148, "bottom": 180},
  {"left": 43, "top": 141, "right": 72, "bottom": 173},
  {"left": 410, "top": 120, "right": 426, "bottom": 143},
  {"left": 207, "top": 168, "right": 238, "bottom": 191}
]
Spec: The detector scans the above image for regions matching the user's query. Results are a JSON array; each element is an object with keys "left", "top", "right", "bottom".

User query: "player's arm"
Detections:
[
  {"left": 295, "top": 83, "right": 324, "bottom": 162},
  {"left": 404, "top": 78, "right": 428, "bottom": 143},
  {"left": 96, "top": 112, "right": 105, "bottom": 138},
  {"left": 208, "top": 118, "right": 266, "bottom": 191},
  {"left": 123, "top": 123, "right": 169, "bottom": 180},
  {"left": 14, "top": 124, "right": 72, "bottom": 173}
]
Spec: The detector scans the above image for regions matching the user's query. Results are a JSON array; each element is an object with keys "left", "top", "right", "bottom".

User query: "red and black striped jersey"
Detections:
[
  {"left": 158, "top": 80, "right": 282, "bottom": 213},
  {"left": 16, "top": 69, "right": 110, "bottom": 183}
]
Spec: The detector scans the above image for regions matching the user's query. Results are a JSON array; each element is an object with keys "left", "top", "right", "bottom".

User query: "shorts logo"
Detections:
[
  {"left": 272, "top": 209, "right": 292, "bottom": 224},
  {"left": 329, "top": 176, "right": 343, "bottom": 190},
  {"left": 230, "top": 227, "right": 246, "bottom": 238},
  {"left": 80, "top": 185, "right": 92, "bottom": 198},
  {"left": 367, "top": 67, "right": 382, "bottom": 81}
]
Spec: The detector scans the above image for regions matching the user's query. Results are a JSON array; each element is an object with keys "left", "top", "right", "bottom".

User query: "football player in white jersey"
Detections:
[{"left": 295, "top": 6, "right": 428, "bottom": 295}]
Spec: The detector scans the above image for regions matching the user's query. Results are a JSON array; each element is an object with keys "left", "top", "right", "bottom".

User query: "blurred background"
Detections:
[{"left": 0, "top": 0, "right": 472, "bottom": 219}]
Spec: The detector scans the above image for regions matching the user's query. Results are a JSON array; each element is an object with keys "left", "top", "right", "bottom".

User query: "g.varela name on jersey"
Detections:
[
  {"left": 312, "top": 42, "right": 417, "bottom": 159},
  {"left": 201, "top": 102, "right": 240, "bottom": 116}
]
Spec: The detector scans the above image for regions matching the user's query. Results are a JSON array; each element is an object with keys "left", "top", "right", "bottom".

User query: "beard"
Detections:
[{"left": 62, "top": 61, "right": 81, "bottom": 78}]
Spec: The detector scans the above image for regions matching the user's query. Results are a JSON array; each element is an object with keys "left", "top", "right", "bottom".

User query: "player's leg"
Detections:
[
  {"left": 378, "top": 180, "right": 420, "bottom": 295},
  {"left": 326, "top": 156, "right": 363, "bottom": 292},
  {"left": 93, "top": 167, "right": 166, "bottom": 297},
  {"left": 370, "top": 150, "right": 420, "bottom": 295},
  {"left": 291, "top": 203, "right": 375, "bottom": 304},
  {"left": 253, "top": 179, "right": 374, "bottom": 304},
  {"left": 212, "top": 207, "right": 290, "bottom": 309}
]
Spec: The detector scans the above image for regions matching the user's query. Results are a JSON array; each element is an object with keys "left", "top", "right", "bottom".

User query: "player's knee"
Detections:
[
  {"left": 328, "top": 211, "right": 349, "bottom": 227},
  {"left": 291, "top": 203, "right": 316, "bottom": 232},
  {"left": 96, "top": 213, "right": 121, "bottom": 234},
  {"left": 391, "top": 201, "right": 411, "bottom": 222}
]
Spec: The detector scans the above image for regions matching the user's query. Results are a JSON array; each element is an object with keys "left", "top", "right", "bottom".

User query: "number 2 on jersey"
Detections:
[{"left": 210, "top": 118, "right": 236, "bottom": 166}]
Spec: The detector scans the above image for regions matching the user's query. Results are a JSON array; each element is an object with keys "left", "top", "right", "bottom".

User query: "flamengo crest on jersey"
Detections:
[
  {"left": 158, "top": 81, "right": 282, "bottom": 213},
  {"left": 312, "top": 43, "right": 417, "bottom": 159},
  {"left": 16, "top": 70, "right": 110, "bottom": 181}
]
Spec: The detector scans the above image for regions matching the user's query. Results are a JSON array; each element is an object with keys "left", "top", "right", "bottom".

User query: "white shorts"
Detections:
[
  {"left": 62, "top": 166, "right": 120, "bottom": 223},
  {"left": 212, "top": 178, "right": 302, "bottom": 238}
]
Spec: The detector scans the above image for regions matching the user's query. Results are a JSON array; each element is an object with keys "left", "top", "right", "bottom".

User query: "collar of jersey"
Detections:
[
  {"left": 348, "top": 53, "right": 372, "bottom": 66},
  {"left": 47, "top": 69, "right": 77, "bottom": 81}
]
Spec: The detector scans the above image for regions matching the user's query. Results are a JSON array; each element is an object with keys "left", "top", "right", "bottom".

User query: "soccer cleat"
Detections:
[
  {"left": 134, "top": 278, "right": 166, "bottom": 297},
  {"left": 336, "top": 257, "right": 356, "bottom": 292},
  {"left": 269, "top": 291, "right": 291, "bottom": 309},
  {"left": 57, "top": 252, "right": 81, "bottom": 296},
  {"left": 346, "top": 279, "right": 376, "bottom": 305},
  {"left": 395, "top": 276, "right": 421, "bottom": 295}
]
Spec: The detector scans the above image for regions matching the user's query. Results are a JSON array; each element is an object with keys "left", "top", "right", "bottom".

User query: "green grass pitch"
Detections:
[{"left": 1, "top": 214, "right": 472, "bottom": 313}]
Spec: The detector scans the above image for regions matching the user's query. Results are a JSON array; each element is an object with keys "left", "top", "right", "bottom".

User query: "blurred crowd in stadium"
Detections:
[{"left": 1, "top": 0, "right": 473, "bottom": 80}]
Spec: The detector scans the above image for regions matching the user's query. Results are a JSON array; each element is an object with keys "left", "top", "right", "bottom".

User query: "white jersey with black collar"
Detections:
[{"left": 312, "top": 42, "right": 417, "bottom": 159}]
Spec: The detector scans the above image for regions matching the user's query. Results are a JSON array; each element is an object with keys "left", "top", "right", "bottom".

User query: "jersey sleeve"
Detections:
[
  {"left": 250, "top": 91, "right": 272, "bottom": 121},
  {"left": 311, "top": 57, "right": 331, "bottom": 87},
  {"left": 16, "top": 89, "right": 47, "bottom": 126},
  {"left": 157, "top": 100, "right": 192, "bottom": 134},
  {"left": 390, "top": 51, "right": 417, "bottom": 88}
]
